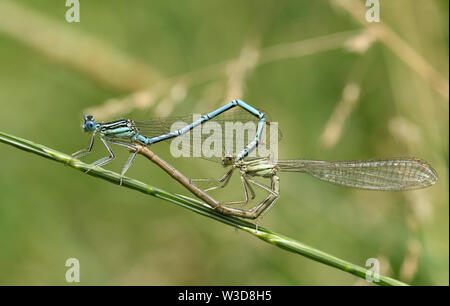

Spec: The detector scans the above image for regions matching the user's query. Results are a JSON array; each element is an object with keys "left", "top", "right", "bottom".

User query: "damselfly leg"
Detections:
[
  {"left": 108, "top": 139, "right": 139, "bottom": 185},
  {"left": 190, "top": 167, "right": 236, "bottom": 192},
  {"left": 85, "top": 137, "right": 116, "bottom": 173},
  {"left": 71, "top": 131, "right": 97, "bottom": 159}
]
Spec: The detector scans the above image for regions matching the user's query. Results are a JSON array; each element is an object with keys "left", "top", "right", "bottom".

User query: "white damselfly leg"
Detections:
[
  {"left": 85, "top": 137, "right": 116, "bottom": 173},
  {"left": 107, "top": 139, "right": 139, "bottom": 185},
  {"left": 72, "top": 131, "right": 97, "bottom": 159}
]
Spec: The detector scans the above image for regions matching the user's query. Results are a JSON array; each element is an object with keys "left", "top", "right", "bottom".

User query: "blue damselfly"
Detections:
[{"left": 73, "top": 100, "right": 272, "bottom": 184}]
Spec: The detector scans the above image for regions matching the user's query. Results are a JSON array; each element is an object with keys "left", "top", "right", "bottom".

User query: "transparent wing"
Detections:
[
  {"left": 277, "top": 158, "right": 438, "bottom": 190},
  {"left": 134, "top": 107, "right": 282, "bottom": 162}
]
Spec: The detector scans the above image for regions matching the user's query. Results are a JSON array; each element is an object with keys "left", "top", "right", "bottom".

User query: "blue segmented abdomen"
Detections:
[{"left": 134, "top": 99, "right": 267, "bottom": 160}]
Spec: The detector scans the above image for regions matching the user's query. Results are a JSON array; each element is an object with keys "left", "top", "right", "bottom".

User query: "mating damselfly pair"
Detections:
[{"left": 73, "top": 99, "right": 438, "bottom": 219}]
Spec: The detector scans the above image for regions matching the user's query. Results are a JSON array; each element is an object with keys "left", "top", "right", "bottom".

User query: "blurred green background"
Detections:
[{"left": 0, "top": 0, "right": 448, "bottom": 285}]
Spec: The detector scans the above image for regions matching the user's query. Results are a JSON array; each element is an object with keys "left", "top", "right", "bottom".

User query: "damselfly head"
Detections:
[
  {"left": 82, "top": 115, "right": 97, "bottom": 132},
  {"left": 221, "top": 152, "right": 235, "bottom": 167}
]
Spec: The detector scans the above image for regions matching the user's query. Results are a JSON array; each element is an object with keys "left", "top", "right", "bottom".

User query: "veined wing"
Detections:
[{"left": 276, "top": 158, "right": 438, "bottom": 190}]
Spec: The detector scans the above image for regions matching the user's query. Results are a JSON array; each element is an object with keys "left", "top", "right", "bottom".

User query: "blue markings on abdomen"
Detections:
[{"left": 136, "top": 99, "right": 267, "bottom": 161}]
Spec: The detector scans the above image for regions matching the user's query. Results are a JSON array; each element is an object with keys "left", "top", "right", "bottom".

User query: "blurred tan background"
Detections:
[{"left": 0, "top": 0, "right": 448, "bottom": 285}]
